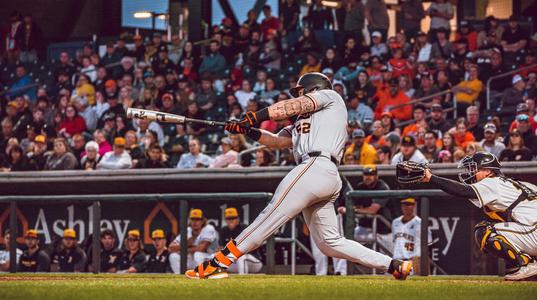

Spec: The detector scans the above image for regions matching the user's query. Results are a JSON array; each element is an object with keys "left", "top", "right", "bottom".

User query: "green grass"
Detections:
[{"left": 0, "top": 274, "right": 536, "bottom": 300}]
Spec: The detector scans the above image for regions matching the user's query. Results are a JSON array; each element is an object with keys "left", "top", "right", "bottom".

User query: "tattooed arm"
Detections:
[
  {"left": 257, "top": 128, "right": 293, "bottom": 149},
  {"left": 268, "top": 95, "right": 317, "bottom": 120}
]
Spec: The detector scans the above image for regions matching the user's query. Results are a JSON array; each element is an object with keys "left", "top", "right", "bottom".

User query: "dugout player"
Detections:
[
  {"left": 421, "top": 151, "right": 537, "bottom": 280},
  {"left": 50, "top": 229, "right": 87, "bottom": 272},
  {"left": 391, "top": 198, "right": 432, "bottom": 275},
  {"left": 169, "top": 209, "right": 219, "bottom": 273},
  {"left": 186, "top": 72, "right": 412, "bottom": 279},
  {"left": 219, "top": 207, "right": 263, "bottom": 274},
  {"left": 18, "top": 229, "right": 50, "bottom": 272},
  {"left": 117, "top": 229, "right": 147, "bottom": 273},
  {"left": 0, "top": 229, "right": 22, "bottom": 272},
  {"left": 146, "top": 229, "right": 171, "bottom": 273},
  {"left": 88, "top": 229, "right": 122, "bottom": 273}
]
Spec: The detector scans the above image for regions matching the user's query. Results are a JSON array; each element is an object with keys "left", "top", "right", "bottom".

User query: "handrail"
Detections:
[
  {"left": 0, "top": 82, "right": 40, "bottom": 97},
  {"left": 486, "top": 63, "right": 537, "bottom": 110},
  {"left": 389, "top": 89, "right": 452, "bottom": 111},
  {"left": 237, "top": 145, "right": 266, "bottom": 164},
  {"left": 396, "top": 107, "right": 455, "bottom": 128}
]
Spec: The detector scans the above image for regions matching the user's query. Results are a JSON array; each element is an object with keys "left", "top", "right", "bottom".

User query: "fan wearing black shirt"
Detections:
[
  {"left": 146, "top": 229, "right": 171, "bottom": 273},
  {"left": 219, "top": 207, "right": 263, "bottom": 274}
]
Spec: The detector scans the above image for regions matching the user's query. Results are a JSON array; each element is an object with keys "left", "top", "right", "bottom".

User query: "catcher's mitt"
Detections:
[{"left": 396, "top": 161, "right": 428, "bottom": 184}]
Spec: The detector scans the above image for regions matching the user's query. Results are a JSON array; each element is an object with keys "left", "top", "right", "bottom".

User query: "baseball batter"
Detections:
[
  {"left": 419, "top": 151, "right": 537, "bottom": 280},
  {"left": 185, "top": 72, "right": 412, "bottom": 279}
]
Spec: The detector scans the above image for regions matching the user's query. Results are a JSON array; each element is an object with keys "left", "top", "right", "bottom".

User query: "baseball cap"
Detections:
[
  {"left": 352, "top": 129, "right": 365, "bottom": 138},
  {"left": 105, "top": 79, "right": 117, "bottom": 89},
  {"left": 221, "top": 137, "right": 232, "bottom": 145},
  {"left": 431, "top": 103, "right": 443, "bottom": 111},
  {"left": 363, "top": 165, "right": 377, "bottom": 175},
  {"left": 25, "top": 229, "right": 38, "bottom": 238},
  {"left": 35, "top": 135, "right": 46, "bottom": 143},
  {"left": 400, "top": 198, "right": 416, "bottom": 204},
  {"left": 517, "top": 103, "right": 529, "bottom": 112},
  {"left": 162, "top": 93, "right": 174, "bottom": 101},
  {"left": 372, "top": 31, "right": 382, "bottom": 38},
  {"left": 321, "top": 68, "right": 334, "bottom": 75},
  {"left": 128, "top": 229, "right": 141, "bottom": 239},
  {"left": 512, "top": 75, "right": 523, "bottom": 85},
  {"left": 114, "top": 137, "right": 126, "bottom": 146},
  {"left": 484, "top": 123, "right": 497, "bottom": 134},
  {"left": 189, "top": 209, "right": 203, "bottom": 219},
  {"left": 381, "top": 112, "right": 393, "bottom": 118},
  {"left": 516, "top": 114, "right": 530, "bottom": 122},
  {"left": 401, "top": 135, "right": 416, "bottom": 146},
  {"left": 152, "top": 229, "right": 165, "bottom": 239},
  {"left": 225, "top": 207, "right": 239, "bottom": 218},
  {"left": 63, "top": 228, "right": 76, "bottom": 239},
  {"left": 420, "top": 71, "right": 433, "bottom": 81}
]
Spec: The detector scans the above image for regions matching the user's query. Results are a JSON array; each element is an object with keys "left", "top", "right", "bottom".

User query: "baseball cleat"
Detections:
[
  {"left": 505, "top": 262, "right": 537, "bottom": 281},
  {"left": 392, "top": 260, "right": 412, "bottom": 280},
  {"left": 185, "top": 263, "right": 229, "bottom": 280}
]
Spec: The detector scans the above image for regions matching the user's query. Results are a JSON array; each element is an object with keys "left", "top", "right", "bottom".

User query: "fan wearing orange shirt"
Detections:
[
  {"left": 375, "top": 78, "right": 412, "bottom": 122},
  {"left": 388, "top": 48, "right": 413, "bottom": 78},
  {"left": 451, "top": 118, "right": 475, "bottom": 149},
  {"left": 402, "top": 104, "right": 427, "bottom": 137}
]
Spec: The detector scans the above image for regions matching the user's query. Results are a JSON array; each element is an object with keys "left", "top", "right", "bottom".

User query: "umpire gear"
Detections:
[{"left": 289, "top": 72, "right": 333, "bottom": 97}]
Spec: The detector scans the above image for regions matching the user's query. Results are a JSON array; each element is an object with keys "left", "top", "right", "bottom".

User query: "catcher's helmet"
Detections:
[
  {"left": 289, "top": 72, "right": 333, "bottom": 97},
  {"left": 458, "top": 151, "right": 502, "bottom": 184}
]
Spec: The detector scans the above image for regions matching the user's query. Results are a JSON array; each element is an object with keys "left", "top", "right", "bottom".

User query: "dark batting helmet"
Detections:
[
  {"left": 289, "top": 72, "right": 333, "bottom": 98},
  {"left": 458, "top": 151, "right": 502, "bottom": 184}
]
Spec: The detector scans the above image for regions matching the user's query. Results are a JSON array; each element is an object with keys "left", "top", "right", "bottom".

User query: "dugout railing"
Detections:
[
  {"left": 0, "top": 192, "right": 274, "bottom": 274},
  {"left": 346, "top": 189, "right": 453, "bottom": 276}
]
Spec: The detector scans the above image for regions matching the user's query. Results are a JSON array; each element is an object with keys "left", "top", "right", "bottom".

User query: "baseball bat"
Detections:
[{"left": 126, "top": 108, "right": 260, "bottom": 132}]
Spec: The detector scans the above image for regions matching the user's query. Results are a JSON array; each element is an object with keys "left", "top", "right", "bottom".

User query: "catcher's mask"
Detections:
[
  {"left": 458, "top": 151, "right": 502, "bottom": 184},
  {"left": 289, "top": 72, "right": 333, "bottom": 98}
]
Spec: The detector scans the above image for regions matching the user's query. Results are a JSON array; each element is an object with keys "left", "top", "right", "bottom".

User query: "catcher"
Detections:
[{"left": 397, "top": 152, "right": 537, "bottom": 280}]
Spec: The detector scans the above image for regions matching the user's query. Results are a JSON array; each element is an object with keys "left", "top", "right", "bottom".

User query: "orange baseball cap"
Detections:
[
  {"left": 114, "top": 137, "right": 126, "bottom": 146},
  {"left": 63, "top": 228, "right": 76, "bottom": 239},
  {"left": 225, "top": 207, "right": 239, "bottom": 218},
  {"left": 189, "top": 209, "right": 203, "bottom": 219},
  {"left": 152, "top": 229, "right": 165, "bottom": 239},
  {"left": 25, "top": 229, "right": 38, "bottom": 238}
]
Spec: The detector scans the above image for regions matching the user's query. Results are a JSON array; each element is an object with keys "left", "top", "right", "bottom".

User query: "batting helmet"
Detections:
[
  {"left": 458, "top": 151, "right": 502, "bottom": 184},
  {"left": 289, "top": 72, "right": 333, "bottom": 98}
]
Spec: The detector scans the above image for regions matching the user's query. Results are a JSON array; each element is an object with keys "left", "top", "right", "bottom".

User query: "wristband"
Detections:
[
  {"left": 254, "top": 107, "right": 270, "bottom": 124},
  {"left": 246, "top": 129, "right": 262, "bottom": 141}
]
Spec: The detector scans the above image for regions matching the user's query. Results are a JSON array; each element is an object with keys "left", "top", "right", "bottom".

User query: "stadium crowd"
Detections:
[{"left": 1, "top": 0, "right": 537, "bottom": 172}]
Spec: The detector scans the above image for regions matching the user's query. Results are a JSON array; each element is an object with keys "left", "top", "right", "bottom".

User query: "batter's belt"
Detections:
[{"left": 299, "top": 151, "right": 339, "bottom": 166}]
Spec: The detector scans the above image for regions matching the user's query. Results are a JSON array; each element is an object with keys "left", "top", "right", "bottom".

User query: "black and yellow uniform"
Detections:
[
  {"left": 88, "top": 247, "right": 123, "bottom": 272},
  {"left": 51, "top": 246, "right": 87, "bottom": 272},
  {"left": 146, "top": 249, "right": 171, "bottom": 273},
  {"left": 118, "top": 250, "right": 147, "bottom": 272},
  {"left": 18, "top": 248, "right": 51, "bottom": 272}
]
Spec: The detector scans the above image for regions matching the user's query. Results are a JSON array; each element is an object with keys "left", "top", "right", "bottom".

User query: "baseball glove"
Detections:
[{"left": 396, "top": 161, "right": 429, "bottom": 184}]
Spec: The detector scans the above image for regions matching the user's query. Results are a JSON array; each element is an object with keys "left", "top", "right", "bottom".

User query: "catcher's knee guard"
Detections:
[{"left": 474, "top": 221, "right": 532, "bottom": 273}]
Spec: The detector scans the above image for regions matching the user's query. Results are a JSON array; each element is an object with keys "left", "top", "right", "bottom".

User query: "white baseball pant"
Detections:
[{"left": 494, "top": 222, "right": 537, "bottom": 256}]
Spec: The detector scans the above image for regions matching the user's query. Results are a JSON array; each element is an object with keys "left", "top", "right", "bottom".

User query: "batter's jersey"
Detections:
[
  {"left": 470, "top": 177, "right": 537, "bottom": 226},
  {"left": 290, "top": 89, "right": 348, "bottom": 163},
  {"left": 391, "top": 216, "right": 432, "bottom": 260},
  {"left": 174, "top": 224, "right": 219, "bottom": 254}
]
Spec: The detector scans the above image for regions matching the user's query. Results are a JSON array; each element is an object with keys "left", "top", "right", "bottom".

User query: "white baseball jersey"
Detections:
[
  {"left": 287, "top": 89, "right": 348, "bottom": 163},
  {"left": 470, "top": 177, "right": 537, "bottom": 226},
  {"left": 392, "top": 216, "right": 432, "bottom": 260},
  {"left": 174, "top": 224, "right": 219, "bottom": 254}
]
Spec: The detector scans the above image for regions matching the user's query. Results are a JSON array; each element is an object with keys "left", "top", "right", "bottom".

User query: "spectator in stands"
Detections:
[
  {"left": 235, "top": 79, "right": 257, "bottom": 109},
  {"left": 427, "top": 0, "right": 454, "bottom": 41},
  {"left": 209, "top": 137, "right": 238, "bottom": 168},
  {"left": 391, "top": 135, "right": 428, "bottom": 164},
  {"left": 305, "top": 0, "right": 332, "bottom": 30},
  {"left": 465, "top": 105, "right": 482, "bottom": 141},
  {"left": 479, "top": 123, "right": 505, "bottom": 158},
  {"left": 420, "top": 131, "right": 440, "bottom": 163},
  {"left": 398, "top": 74, "right": 415, "bottom": 99},
  {"left": 500, "top": 129, "right": 533, "bottom": 162},
  {"left": 2, "top": 145, "right": 36, "bottom": 171},
  {"left": 456, "top": 20, "right": 478, "bottom": 51},
  {"left": 347, "top": 88, "right": 374, "bottom": 125},
  {"left": 300, "top": 53, "right": 322, "bottom": 77},
  {"left": 399, "top": 0, "right": 425, "bottom": 43},
  {"left": 101, "top": 41, "right": 121, "bottom": 67},
  {"left": 176, "top": 138, "right": 213, "bottom": 169},
  {"left": 402, "top": 104, "right": 427, "bottom": 137},
  {"left": 19, "top": 14, "right": 42, "bottom": 63},
  {"left": 97, "top": 137, "right": 132, "bottom": 169},
  {"left": 59, "top": 104, "right": 87, "bottom": 139},
  {"left": 281, "top": 0, "right": 300, "bottom": 34},
  {"left": 501, "top": 75, "right": 527, "bottom": 117},
  {"left": 259, "top": 40, "right": 281, "bottom": 70},
  {"left": 342, "top": 0, "right": 366, "bottom": 42},
  {"left": 9, "top": 65, "right": 35, "bottom": 101},
  {"left": 452, "top": 65, "right": 483, "bottom": 117},
  {"left": 146, "top": 229, "right": 171, "bottom": 273},
  {"left": 464, "top": 141, "right": 484, "bottom": 156},
  {"left": 50, "top": 229, "right": 87, "bottom": 272},
  {"left": 117, "top": 230, "right": 146, "bottom": 273},
  {"left": 44, "top": 137, "right": 78, "bottom": 170},
  {"left": 255, "top": 148, "right": 274, "bottom": 167},
  {"left": 375, "top": 145, "right": 392, "bottom": 165},
  {"left": 199, "top": 40, "right": 226, "bottom": 77},
  {"left": 295, "top": 27, "right": 320, "bottom": 55},
  {"left": 375, "top": 78, "right": 412, "bottom": 122},
  {"left": 88, "top": 229, "right": 122, "bottom": 273},
  {"left": 365, "top": 0, "right": 389, "bottom": 42},
  {"left": 428, "top": 103, "right": 451, "bottom": 134},
  {"left": 344, "top": 129, "right": 376, "bottom": 165},
  {"left": 414, "top": 32, "right": 432, "bottom": 63},
  {"left": 92, "top": 129, "right": 112, "bottom": 157},
  {"left": 505, "top": 114, "right": 537, "bottom": 156},
  {"left": 219, "top": 207, "right": 263, "bottom": 274},
  {"left": 80, "top": 141, "right": 100, "bottom": 170},
  {"left": 452, "top": 118, "right": 475, "bottom": 149},
  {"left": 366, "top": 120, "right": 387, "bottom": 149},
  {"left": 501, "top": 15, "right": 529, "bottom": 65},
  {"left": 260, "top": 5, "right": 280, "bottom": 40},
  {"left": 137, "top": 143, "right": 168, "bottom": 169},
  {"left": 18, "top": 229, "right": 50, "bottom": 272},
  {"left": 431, "top": 29, "right": 453, "bottom": 59},
  {"left": 478, "top": 16, "right": 504, "bottom": 48},
  {"left": 0, "top": 229, "right": 22, "bottom": 271},
  {"left": 169, "top": 209, "right": 219, "bottom": 273}
]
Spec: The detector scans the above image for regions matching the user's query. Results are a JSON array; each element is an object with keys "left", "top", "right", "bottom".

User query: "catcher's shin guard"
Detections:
[{"left": 474, "top": 222, "right": 532, "bottom": 274}]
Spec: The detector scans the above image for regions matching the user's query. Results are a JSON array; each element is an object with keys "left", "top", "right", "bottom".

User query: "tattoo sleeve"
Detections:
[
  {"left": 268, "top": 96, "right": 317, "bottom": 120},
  {"left": 258, "top": 129, "right": 293, "bottom": 149}
]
